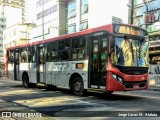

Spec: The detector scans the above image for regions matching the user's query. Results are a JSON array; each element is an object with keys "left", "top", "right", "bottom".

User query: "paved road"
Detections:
[{"left": 0, "top": 78, "right": 160, "bottom": 120}]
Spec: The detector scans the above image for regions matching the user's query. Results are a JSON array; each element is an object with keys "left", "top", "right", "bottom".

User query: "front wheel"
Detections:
[
  {"left": 106, "top": 91, "right": 114, "bottom": 94},
  {"left": 71, "top": 77, "right": 84, "bottom": 96}
]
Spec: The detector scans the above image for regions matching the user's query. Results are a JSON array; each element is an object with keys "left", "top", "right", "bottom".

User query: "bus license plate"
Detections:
[{"left": 133, "top": 85, "right": 139, "bottom": 89}]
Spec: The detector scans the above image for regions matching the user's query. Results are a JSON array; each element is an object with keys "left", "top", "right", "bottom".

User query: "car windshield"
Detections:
[{"left": 112, "top": 37, "right": 149, "bottom": 67}]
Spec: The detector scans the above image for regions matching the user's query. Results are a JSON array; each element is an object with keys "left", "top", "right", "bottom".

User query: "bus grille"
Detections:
[{"left": 123, "top": 81, "right": 147, "bottom": 88}]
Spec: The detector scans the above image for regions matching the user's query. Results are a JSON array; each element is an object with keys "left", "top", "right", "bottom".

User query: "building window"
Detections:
[
  {"left": 67, "top": 1, "right": 76, "bottom": 19},
  {"left": 133, "top": 6, "right": 146, "bottom": 17},
  {"left": 155, "top": 13, "right": 160, "bottom": 22},
  {"left": 80, "top": 21, "right": 88, "bottom": 31},
  {"left": 81, "top": 0, "right": 88, "bottom": 14},
  {"left": 81, "top": 0, "right": 88, "bottom": 20},
  {"left": 0, "top": 25, "right": 5, "bottom": 28},
  {"left": 68, "top": 24, "right": 76, "bottom": 34},
  {"left": 133, "top": 0, "right": 143, "bottom": 6},
  {"left": 0, "top": 18, "right": 5, "bottom": 22},
  {"left": 37, "top": 0, "right": 51, "bottom": 8},
  {"left": 147, "top": 0, "right": 160, "bottom": 11},
  {"left": 133, "top": 17, "right": 143, "bottom": 26},
  {"left": 37, "top": 4, "right": 57, "bottom": 20},
  {"left": 153, "top": 0, "right": 160, "bottom": 9},
  {"left": 81, "top": 13, "right": 88, "bottom": 21}
]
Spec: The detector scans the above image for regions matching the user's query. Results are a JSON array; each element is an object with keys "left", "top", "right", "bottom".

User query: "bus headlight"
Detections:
[
  {"left": 112, "top": 73, "right": 117, "bottom": 80},
  {"left": 111, "top": 73, "right": 123, "bottom": 84},
  {"left": 117, "top": 76, "right": 123, "bottom": 83}
]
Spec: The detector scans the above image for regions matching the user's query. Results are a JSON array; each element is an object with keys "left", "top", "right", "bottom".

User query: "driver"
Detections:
[{"left": 120, "top": 37, "right": 132, "bottom": 66}]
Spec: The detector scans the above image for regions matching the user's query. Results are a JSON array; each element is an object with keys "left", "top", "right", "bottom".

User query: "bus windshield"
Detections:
[{"left": 112, "top": 36, "right": 149, "bottom": 67}]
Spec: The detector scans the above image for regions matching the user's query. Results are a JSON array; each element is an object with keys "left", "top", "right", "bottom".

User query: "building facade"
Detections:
[
  {"left": 3, "top": 23, "right": 35, "bottom": 49},
  {"left": 128, "top": 0, "right": 160, "bottom": 57},
  {"left": 0, "top": 0, "right": 25, "bottom": 76},
  {"left": 30, "top": 0, "right": 67, "bottom": 42},
  {"left": 66, "top": 0, "right": 128, "bottom": 34},
  {"left": 128, "top": 0, "right": 160, "bottom": 86},
  {"left": 0, "top": 6, "right": 5, "bottom": 76},
  {"left": 30, "top": 0, "right": 128, "bottom": 41}
]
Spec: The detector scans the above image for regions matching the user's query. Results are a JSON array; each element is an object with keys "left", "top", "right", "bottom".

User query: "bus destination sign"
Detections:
[{"left": 114, "top": 24, "right": 148, "bottom": 36}]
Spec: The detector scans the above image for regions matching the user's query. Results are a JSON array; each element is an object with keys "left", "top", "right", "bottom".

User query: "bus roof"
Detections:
[{"left": 6, "top": 23, "right": 145, "bottom": 50}]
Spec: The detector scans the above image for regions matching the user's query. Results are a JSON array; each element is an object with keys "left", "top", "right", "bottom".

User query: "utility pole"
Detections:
[
  {"left": 143, "top": 0, "right": 148, "bottom": 30},
  {"left": 42, "top": 0, "right": 45, "bottom": 40},
  {"left": 127, "top": 4, "right": 141, "bottom": 27}
]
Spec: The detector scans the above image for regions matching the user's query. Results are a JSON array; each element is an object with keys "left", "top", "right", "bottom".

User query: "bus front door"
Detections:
[
  {"left": 90, "top": 35, "right": 108, "bottom": 89},
  {"left": 36, "top": 46, "right": 45, "bottom": 83},
  {"left": 14, "top": 49, "right": 19, "bottom": 80}
]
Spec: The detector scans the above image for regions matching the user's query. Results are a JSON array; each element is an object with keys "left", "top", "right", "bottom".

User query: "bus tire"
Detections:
[
  {"left": 106, "top": 91, "right": 114, "bottom": 94},
  {"left": 109, "top": 91, "right": 114, "bottom": 94},
  {"left": 71, "top": 76, "right": 84, "bottom": 96},
  {"left": 22, "top": 74, "right": 31, "bottom": 88}
]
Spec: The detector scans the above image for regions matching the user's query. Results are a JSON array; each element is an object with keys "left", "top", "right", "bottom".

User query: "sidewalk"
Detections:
[
  {"left": 148, "top": 86, "right": 160, "bottom": 91},
  {"left": 0, "top": 77, "right": 21, "bottom": 83}
]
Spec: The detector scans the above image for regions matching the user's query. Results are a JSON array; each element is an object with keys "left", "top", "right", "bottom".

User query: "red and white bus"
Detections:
[{"left": 6, "top": 23, "right": 149, "bottom": 96}]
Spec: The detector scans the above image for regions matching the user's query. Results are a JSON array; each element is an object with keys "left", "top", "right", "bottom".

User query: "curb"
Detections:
[{"left": 148, "top": 86, "right": 160, "bottom": 91}]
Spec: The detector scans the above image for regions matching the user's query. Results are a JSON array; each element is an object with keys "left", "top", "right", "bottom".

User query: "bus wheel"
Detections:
[
  {"left": 106, "top": 91, "right": 114, "bottom": 94},
  {"left": 71, "top": 77, "right": 84, "bottom": 96},
  {"left": 22, "top": 74, "right": 30, "bottom": 88}
]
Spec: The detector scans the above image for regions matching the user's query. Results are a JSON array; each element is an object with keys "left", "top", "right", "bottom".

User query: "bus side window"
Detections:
[
  {"left": 39, "top": 50, "right": 44, "bottom": 64},
  {"left": 72, "top": 36, "right": 86, "bottom": 60},
  {"left": 20, "top": 48, "right": 28, "bottom": 63},
  {"left": 28, "top": 47, "right": 35, "bottom": 62},
  {"left": 72, "top": 49, "right": 78, "bottom": 59},
  {"left": 47, "top": 42, "right": 57, "bottom": 61},
  {"left": 78, "top": 49, "right": 86, "bottom": 59},
  {"left": 101, "top": 37, "right": 108, "bottom": 61},
  {"left": 58, "top": 39, "right": 70, "bottom": 61},
  {"left": 48, "top": 52, "right": 52, "bottom": 61},
  {"left": 8, "top": 51, "right": 14, "bottom": 63}
]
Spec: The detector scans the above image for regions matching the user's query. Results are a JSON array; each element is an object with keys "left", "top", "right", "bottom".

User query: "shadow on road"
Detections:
[{"left": 0, "top": 82, "right": 145, "bottom": 118}]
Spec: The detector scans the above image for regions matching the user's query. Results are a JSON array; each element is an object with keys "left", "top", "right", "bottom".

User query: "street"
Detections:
[{"left": 0, "top": 78, "right": 160, "bottom": 120}]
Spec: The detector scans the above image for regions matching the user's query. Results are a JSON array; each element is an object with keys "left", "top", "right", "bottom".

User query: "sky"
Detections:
[
  {"left": 107, "top": 0, "right": 129, "bottom": 23},
  {"left": 89, "top": 0, "right": 129, "bottom": 27}
]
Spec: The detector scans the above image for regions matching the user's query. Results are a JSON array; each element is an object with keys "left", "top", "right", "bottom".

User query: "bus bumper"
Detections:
[{"left": 106, "top": 74, "right": 149, "bottom": 91}]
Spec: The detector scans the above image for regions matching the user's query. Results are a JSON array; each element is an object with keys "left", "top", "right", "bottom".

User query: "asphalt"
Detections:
[
  {"left": 1, "top": 76, "right": 160, "bottom": 91},
  {"left": 0, "top": 77, "right": 160, "bottom": 120}
]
